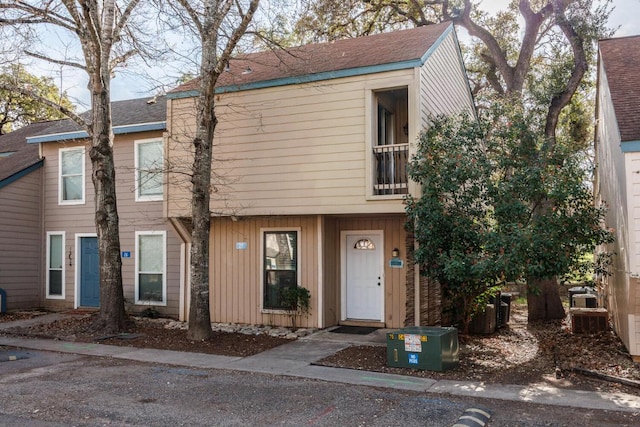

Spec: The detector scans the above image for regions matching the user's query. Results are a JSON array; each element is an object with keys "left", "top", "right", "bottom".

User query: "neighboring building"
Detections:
[
  {"left": 166, "top": 23, "right": 475, "bottom": 329},
  {"left": 0, "top": 122, "right": 49, "bottom": 309},
  {"left": 595, "top": 35, "right": 640, "bottom": 361},
  {"left": 26, "top": 96, "right": 187, "bottom": 319}
]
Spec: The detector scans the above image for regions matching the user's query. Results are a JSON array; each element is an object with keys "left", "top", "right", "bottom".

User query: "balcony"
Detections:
[{"left": 373, "top": 143, "right": 408, "bottom": 195}]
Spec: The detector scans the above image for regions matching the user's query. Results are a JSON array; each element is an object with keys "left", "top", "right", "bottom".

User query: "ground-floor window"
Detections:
[
  {"left": 135, "top": 231, "right": 166, "bottom": 305},
  {"left": 46, "top": 232, "right": 64, "bottom": 298},
  {"left": 262, "top": 229, "right": 299, "bottom": 310}
]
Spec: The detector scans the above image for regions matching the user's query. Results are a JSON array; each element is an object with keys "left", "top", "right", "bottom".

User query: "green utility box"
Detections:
[{"left": 386, "top": 326, "right": 459, "bottom": 371}]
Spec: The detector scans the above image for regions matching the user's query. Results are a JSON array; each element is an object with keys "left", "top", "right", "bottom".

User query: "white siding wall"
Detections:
[
  {"left": 625, "top": 153, "right": 640, "bottom": 358},
  {"left": 631, "top": 312, "right": 640, "bottom": 357},
  {"left": 419, "top": 30, "right": 475, "bottom": 129},
  {"left": 0, "top": 168, "right": 43, "bottom": 309},
  {"left": 41, "top": 131, "right": 183, "bottom": 317},
  {"left": 627, "top": 153, "right": 640, "bottom": 275},
  {"left": 596, "top": 59, "right": 638, "bottom": 357}
]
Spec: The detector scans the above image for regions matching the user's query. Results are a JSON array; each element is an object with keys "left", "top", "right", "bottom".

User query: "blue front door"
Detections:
[{"left": 80, "top": 237, "right": 100, "bottom": 307}]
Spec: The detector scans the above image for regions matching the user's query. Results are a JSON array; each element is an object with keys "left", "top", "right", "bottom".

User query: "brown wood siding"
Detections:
[
  {"left": 332, "top": 215, "right": 407, "bottom": 328},
  {"left": 210, "top": 216, "right": 318, "bottom": 328},
  {"left": 0, "top": 168, "right": 43, "bottom": 309},
  {"left": 40, "top": 131, "right": 183, "bottom": 317},
  {"left": 322, "top": 216, "right": 339, "bottom": 327},
  {"left": 207, "top": 214, "right": 407, "bottom": 328}
]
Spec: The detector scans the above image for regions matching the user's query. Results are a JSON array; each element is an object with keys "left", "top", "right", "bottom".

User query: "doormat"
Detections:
[{"left": 330, "top": 326, "right": 379, "bottom": 335}]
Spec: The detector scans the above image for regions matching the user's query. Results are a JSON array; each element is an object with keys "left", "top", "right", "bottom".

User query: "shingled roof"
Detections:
[
  {"left": 29, "top": 95, "right": 166, "bottom": 141},
  {"left": 599, "top": 35, "right": 640, "bottom": 142},
  {"left": 0, "top": 121, "right": 51, "bottom": 184},
  {"left": 170, "top": 22, "right": 453, "bottom": 95},
  {"left": 1, "top": 95, "right": 167, "bottom": 184}
]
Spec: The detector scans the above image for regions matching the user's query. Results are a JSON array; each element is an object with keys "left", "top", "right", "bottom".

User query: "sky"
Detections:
[
  {"left": 603, "top": 0, "right": 640, "bottom": 36},
  {"left": 477, "top": 0, "right": 639, "bottom": 37},
  {"left": 48, "top": 0, "right": 640, "bottom": 108}
]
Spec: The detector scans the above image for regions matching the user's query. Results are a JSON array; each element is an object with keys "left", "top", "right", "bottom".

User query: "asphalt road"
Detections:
[{"left": 0, "top": 348, "right": 638, "bottom": 426}]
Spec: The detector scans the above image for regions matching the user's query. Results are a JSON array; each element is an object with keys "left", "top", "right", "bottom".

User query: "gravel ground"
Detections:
[
  {"left": 317, "top": 304, "right": 640, "bottom": 396},
  {"left": 2, "top": 353, "right": 638, "bottom": 427}
]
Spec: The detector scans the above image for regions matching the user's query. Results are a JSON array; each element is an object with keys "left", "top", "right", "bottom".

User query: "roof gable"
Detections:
[
  {"left": 599, "top": 35, "right": 640, "bottom": 142},
  {"left": 170, "top": 22, "right": 453, "bottom": 96}
]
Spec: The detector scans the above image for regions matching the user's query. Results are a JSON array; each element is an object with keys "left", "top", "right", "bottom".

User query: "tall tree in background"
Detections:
[
  {"left": 294, "top": 0, "right": 613, "bottom": 321},
  {"left": 0, "top": 64, "right": 74, "bottom": 134},
  {"left": 0, "top": 0, "right": 147, "bottom": 333},
  {"left": 407, "top": 109, "right": 613, "bottom": 331},
  {"left": 164, "top": 0, "right": 259, "bottom": 340}
]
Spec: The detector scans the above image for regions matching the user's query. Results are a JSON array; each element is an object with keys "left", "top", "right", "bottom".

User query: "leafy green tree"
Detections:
[
  {"left": 407, "top": 108, "right": 613, "bottom": 330},
  {"left": 0, "top": 64, "right": 74, "bottom": 135},
  {"left": 294, "top": 0, "right": 613, "bottom": 320},
  {"left": 406, "top": 114, "right": 494, "bottom": 332}
]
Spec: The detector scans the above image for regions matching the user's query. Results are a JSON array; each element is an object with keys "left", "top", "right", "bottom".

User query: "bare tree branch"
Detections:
[
  {"left": 544, "top": 0, "right": 587, "bottom": 143},
  {"left": 448, "top": 0, "right": 516, "bottom": 93},
  {"left": 215, "top": 0, "right": 259, "bottom": 75},
  {"left": 0, "top": 1, "right": 76, "bottom": 30},
  {"left": 25, "top": 50, "right": 86, "bottom": 71},
  {"left": 109, "top": 48, "right": 137, "bottom": 69},
  {"left": 176, "top": 0, "right": 203, "bottom": 35},
  {"left": 114, "top": 0, "right": 142, "bottom": 40}
]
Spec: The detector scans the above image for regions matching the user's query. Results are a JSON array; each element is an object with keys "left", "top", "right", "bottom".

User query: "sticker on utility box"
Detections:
[
  {"left": 404, "top": 334, "right": 423, "bottom": 352},
  {"left": 408, "top": 353, "right": 419, "bottom": 364}
]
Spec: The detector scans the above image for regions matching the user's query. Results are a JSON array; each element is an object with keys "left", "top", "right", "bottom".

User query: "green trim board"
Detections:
[
  {"left": 26, "top": 122, "right": 166, "bottom": 144},
  {"left": 621, "top": 140, "right": 640, "bottom": 152}
]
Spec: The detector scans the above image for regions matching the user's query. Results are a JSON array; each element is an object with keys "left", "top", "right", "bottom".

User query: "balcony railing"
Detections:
[{"left": 373, "top": 143, "right": 408, "bottom": 195}]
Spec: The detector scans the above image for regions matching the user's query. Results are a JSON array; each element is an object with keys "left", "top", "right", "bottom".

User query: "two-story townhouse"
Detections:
[
  {"left": 595, "top": 35, "right": 640, "bottom": 361},
  {"left": 0, "top": 122, "right": 51, "bottom": 310},
  {"left": 166, "top": 22, "right": 475, "bottom": 329},
  {"left": 28, "top": 96, "right": 186, "bottom": 318}
]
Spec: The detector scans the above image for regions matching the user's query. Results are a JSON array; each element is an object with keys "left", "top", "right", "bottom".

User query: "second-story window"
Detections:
[
  {"left": 373, "top": 88, "right": 408, "bottom": 196},
  {"left": 59, "top": 147, "right": 85, "bottom": 205},
  {"left": 135, "top": 139, "right": 163, "bottom": 201}
]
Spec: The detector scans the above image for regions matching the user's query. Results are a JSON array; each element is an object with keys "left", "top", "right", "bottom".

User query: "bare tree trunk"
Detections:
[
  {"left": 182, "top": 0, "right": 259, "bottom": 340},
  {"left": 89, "top": 79, "right": 128, "bottom": 334},
  {"left": 527, "top": 277, "right": 565, "bottom": 322},
  {"left": 187, "top": 100, "right": 215, "bottom": 341},
  {"left": 186, "top": 0, "right": 219, "bottom": 341},
  {"left": 82, "top": 0, "right": 133, "bottom": 333}
]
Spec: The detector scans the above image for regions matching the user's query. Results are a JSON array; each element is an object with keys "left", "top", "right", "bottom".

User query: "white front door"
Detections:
[{"left": 342, "top": 231, "right": 384, "bottom": 321}]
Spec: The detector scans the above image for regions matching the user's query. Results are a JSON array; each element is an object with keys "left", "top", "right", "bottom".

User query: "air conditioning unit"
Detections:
[
  {"left": 469, "top": 304, "right": 496, "bottom": 334},
  {"left": 568, "top": 286, "right": 596, "bottom": 307},
  {"left": 572, "top": 293, "right": 597, "bottom": 308},
  {"left": 570, "top": 308, "right": 608, "bottom": 334}
]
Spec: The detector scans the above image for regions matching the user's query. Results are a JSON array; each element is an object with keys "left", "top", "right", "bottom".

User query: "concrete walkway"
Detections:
[{"left": 1, "top": 314, "right": 638, "bottom": 414}]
